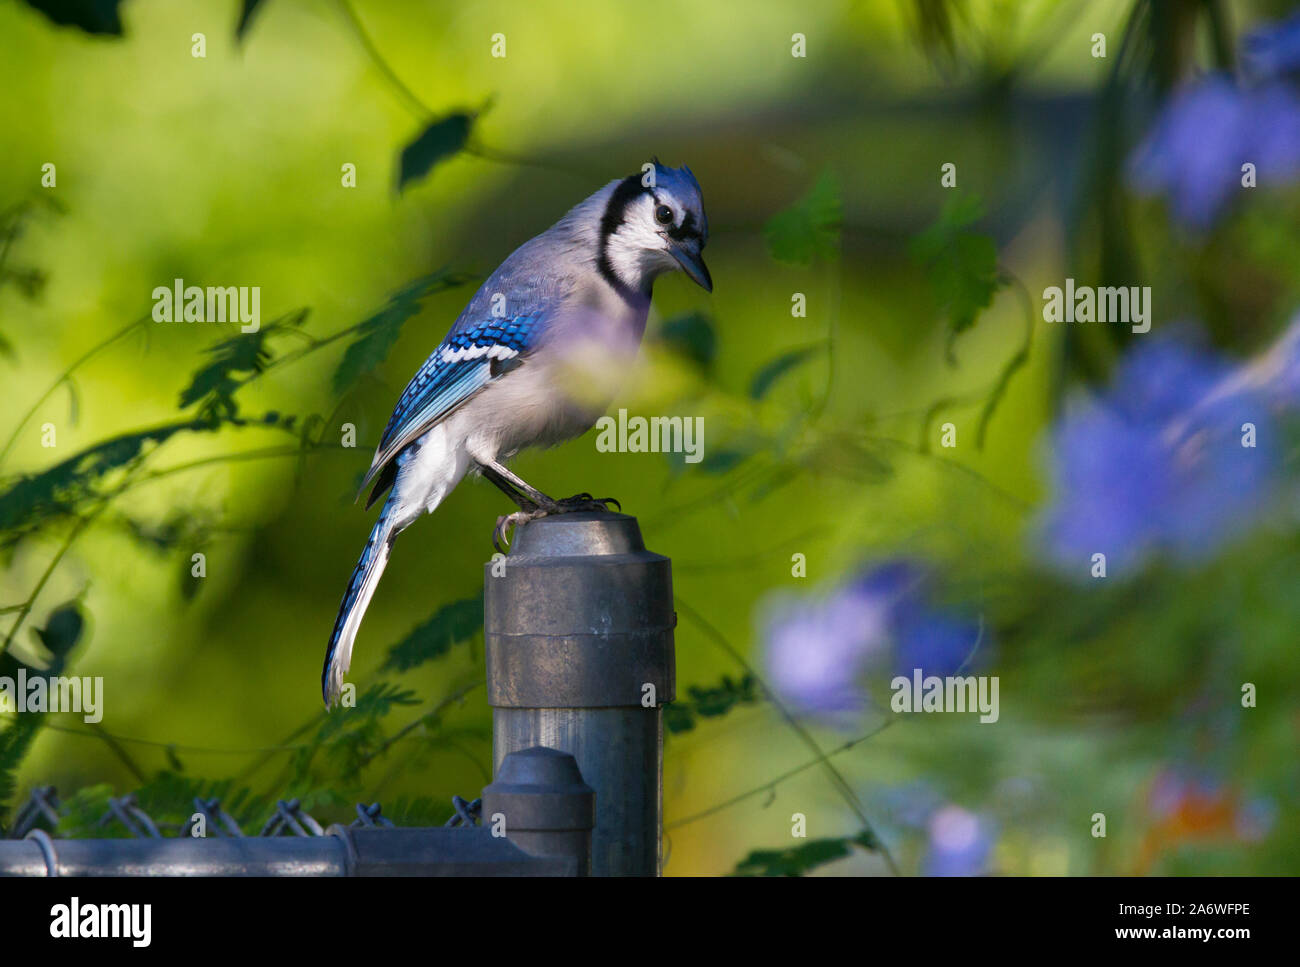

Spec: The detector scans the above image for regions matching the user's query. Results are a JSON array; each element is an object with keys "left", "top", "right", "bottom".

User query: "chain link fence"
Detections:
[{"left": 3, "top": 784, "right": 482, "bottom": 841}]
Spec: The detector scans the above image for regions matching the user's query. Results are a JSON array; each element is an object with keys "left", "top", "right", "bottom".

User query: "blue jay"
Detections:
[{"left": 322, "top": 161, "right": 711, "bottom": 706}]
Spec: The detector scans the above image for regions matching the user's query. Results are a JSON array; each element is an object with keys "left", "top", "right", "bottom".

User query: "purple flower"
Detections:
[
  {"left": 1038, "top": 333, "right": 1281, "bottom": 576},
  {"left": 1129, "top": 75, "right": 1300, "bottom": 230},
  {"left": 762, "top": 562, "right": 982, "bottom": 723},
  {"left": 762, "top": 577, "right": 895, "bottom": 720},
  {"left": 893, "top": 602, "right": 979, "bottom": 680},
  {"left": 874, "top": 786, "right": 997, "bottom": 875},
  {"left": 1243, "top": 12, "right": 1300, "bottom": 80},
  {"left": 922, "top": 805, "right": 993, "bottom": 876}
]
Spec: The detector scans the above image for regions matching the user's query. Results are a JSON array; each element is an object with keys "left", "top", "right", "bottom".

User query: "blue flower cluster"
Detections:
[
  {"left": 1036, "top": 323, "right": 1300, "bottom": 575},
  {"left": 1129, "top": 14, "right": 1300, "bottom": 229},
  {"left": 762, "top": 562, "right": 981, "bottom": 723}
]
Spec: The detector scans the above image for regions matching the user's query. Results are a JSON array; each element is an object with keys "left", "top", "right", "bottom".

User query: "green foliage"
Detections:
[
  {"left": 19, "top": 0, "right": 124, "bottom": 36},
  {"left": 290, "top": 683, "right": 420, "bottom": 792},
  {"left": 0, "top": 199, "right": 63, "bottom": 359},
  {"left": 116, "top": 510, "right": 208, "bottom": 556},
  {"left": 656, "top": 311, "right": 717, "bottom": 372},
  {"left": 397, "top": 113, "right": 477, "bottom": 193},
  {"left": 235, "top": 0, "right": 265, "bottom": 42},
  {"left": 52, "top": 784, "right": 114, "bottom": 837},
  {"left": 382, "top": 592, "right": 483, "bottom": 673},
  {"left": 0, "top": 602, "right": 84, "bottom": 826},
  {"left": 178, "top": 308, "right": 309, "bottom": 422},
  {"left": 693, "top": 445, "right": 752, "bottom": 475},
  {"left": 132, "top": 773, "right": 271, "bottom": 835},
  {"left": 0, "top": 717, "right": 43, "bottom": 827},
  {"left": 0, "top": 425, "right": 184, "bottom": 550},
  {"left": 763, "top": 170, "right": 842, "bottom": 266},
  {"left": 732, "top": 829, "right": 879, "bottom": 876},
  {"left": 332, "top": 269, "right": 474, "bottom": 395},
  {"left": 909, "top": 194, "right": 1005, "bottom": 352},
  {"left": 29, "top": 601, "right": 83, "bottom": 665},
  {"left": 664, "top": 674, "right": 760, "bottom": 734},
  {"left": 749, "top": 344, "right": 826, "bottom": 400}
]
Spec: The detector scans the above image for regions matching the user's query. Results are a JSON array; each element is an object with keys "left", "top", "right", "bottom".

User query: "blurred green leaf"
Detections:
[
  {"left": 50, "top": 784, "right": 112, "bottom": 838},
  {"left": 912, "top": 0, "right": 959, "bottom": 67},
  {"left": 656, "top": 311, "right": 716, "bottom": 371},
  {"left": 322, "top": 683, "right": 420, "bottom": 738},
  {"left": 381, "top": 592, "right": 483, "bottom": 673},
  {"left": 131, "top": 773, "right": 271, "bottom": 833},
  {"left": 31, "top": 601, "right": 84, "bottom": 669},
  {"left": 179, "top": 334, "right": 272, "bottom": 418},
  {"left": 118, "top": 510, "right": 206, "bottom": 555},
  {"left": 0, "top": 601, "right": 85, "bottom": 826},
  {"left": 763, "top": 170, "right": 842, "bottom": 266},
  {"left": 397, "top": 112, "right": 475, "bottom": 193},
  {"left": 749, "top": 344, "right": 825, "bottom": 399},
  {"left": 235, "top": 0, "right": 265, "bottom": 42},
  {"left": 732, "top": 829, "right": 878, "bottom": 876},
  {"left": 176, "top": 308, "right": 309, "bottom": 421},
  {"left": 20, "top": 0, "right": 124, "bottom": 36},
  {"left": 0, "top": 266, "right": 46, "bottom": 300},
  {"left": 0, "top": 424, "right": 189, "bottom": 543},
  {"left": 696, "top": 446, "right": 751, "bottom": 475},
  {"left": 665, "top": 674, "right": 759, "bottom": 734},
  {"left": 292, "top": 683, "right": 420, "bottom": 789},
  {"left": 332, "top": 269, "right": 473, "bottom": 395},
  {"left": 910, "top": 194, "right": 1005, "bottom": 347},
  {"left": 0, "top": 717, "right": 43, "bottom": 827}
]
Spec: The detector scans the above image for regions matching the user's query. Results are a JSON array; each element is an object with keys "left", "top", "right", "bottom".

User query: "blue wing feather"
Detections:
[{"left": 359, "top": 310, "right": 549, "bottom": 498}]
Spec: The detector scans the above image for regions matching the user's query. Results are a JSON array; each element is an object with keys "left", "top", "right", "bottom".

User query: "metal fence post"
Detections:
[
  {"left": 484, "top": 511, "right": 676, "bottom": 876},
  {"left": 482, "top": 746, "right": 595, "bottom": 875}
]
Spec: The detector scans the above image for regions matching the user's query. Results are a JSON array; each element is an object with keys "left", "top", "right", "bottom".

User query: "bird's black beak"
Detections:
[{"left": 670, "top": 241, "right": 713, "bottom": 292}]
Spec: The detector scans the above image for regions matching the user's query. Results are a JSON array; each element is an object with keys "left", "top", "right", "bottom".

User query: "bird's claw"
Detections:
[
  {"left": 555, "top": 493, "right": 622, "bottom": 513},
  {"left": 493, "top": 507, "right": 550, "bottom": 553},
  {"left": 492, "top": 495, "right": 622, "bottom": 553}
]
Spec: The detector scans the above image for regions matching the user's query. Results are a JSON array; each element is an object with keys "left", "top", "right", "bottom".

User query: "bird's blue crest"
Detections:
[{"left": 650, "top": 160, "right": 708, "bottom": 240}]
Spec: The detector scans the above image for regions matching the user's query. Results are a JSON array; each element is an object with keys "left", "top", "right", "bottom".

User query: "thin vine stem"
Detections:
[
  {"left": 666, "top": 717, "right": 895, "bottom": 832},
  {"left": 674, "top": 596, "right": 901, "bottom": 875},
  {"left": 0, "top": 315, "right": 149, "bottom": 467}
]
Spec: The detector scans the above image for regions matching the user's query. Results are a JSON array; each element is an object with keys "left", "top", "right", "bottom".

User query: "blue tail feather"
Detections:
[{"left": 322, "top": 495, "right": 399, "bottom": 706}]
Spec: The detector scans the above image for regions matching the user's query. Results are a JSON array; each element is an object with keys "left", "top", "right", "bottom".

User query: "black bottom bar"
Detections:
[{"left": 1, "top": 875, "right": 1284, "bottom": 953}]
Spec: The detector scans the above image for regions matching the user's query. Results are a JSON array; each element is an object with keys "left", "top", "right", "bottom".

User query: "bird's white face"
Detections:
[
  {"left": 605, "top": 193, "right": 683, "bottom": 277},
  {"left": 602, "top": 186, "right": 712, "bottom": 293}
]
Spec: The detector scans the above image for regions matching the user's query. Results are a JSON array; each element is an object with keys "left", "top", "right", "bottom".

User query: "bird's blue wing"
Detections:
[{"left": 359, "top": 311, "right": 548, "bottom": 500}]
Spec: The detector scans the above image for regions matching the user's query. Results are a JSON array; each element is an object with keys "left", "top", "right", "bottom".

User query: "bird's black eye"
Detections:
[{"left": 655, "top": 204, "right": 674, "bottom": 225}]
